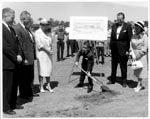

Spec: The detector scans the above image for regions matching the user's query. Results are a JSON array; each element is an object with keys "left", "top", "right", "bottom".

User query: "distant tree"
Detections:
[
  {"left": 54, "top": 20, "right": 60, "bottom": 27},
  {"left": 64, "top": 21, "right": 69, "bottom": 27},
  {"left": 38, "top": 17, "right": 43, "bottom": 21},
  {"left": 60, "top": 20, "right": 64, "bottom": 25},
  {"left": 127, "top": 21, "right": 134, "bottom": 28},
  {"left": 144, "top": 21, "right": 148, "bottom": 27}
]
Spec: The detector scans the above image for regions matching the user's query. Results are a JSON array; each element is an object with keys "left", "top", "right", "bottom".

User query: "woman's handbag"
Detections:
[{"left": 131, "top": 60, "right": 143, "bottom": 70}]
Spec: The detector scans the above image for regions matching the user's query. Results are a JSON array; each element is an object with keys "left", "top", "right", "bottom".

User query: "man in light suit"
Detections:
[
  {"left": 3, "top": 8, "right": 23, "bottom": 115},
  {"left": 13, "top": 11, "right": 38, "bottom": 100},
  {"left": 107, "top": 12, "right": 132, "bottom": 87}
]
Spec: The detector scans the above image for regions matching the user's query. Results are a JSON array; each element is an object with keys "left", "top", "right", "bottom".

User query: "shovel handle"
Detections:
[{"left": 77, "top": 65, "right": 103, "bottom": 85}]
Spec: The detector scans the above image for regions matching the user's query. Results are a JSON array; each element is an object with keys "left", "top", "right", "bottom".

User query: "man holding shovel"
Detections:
[{"left": 74, "top": 41, "right": 95, "bottom": 93}]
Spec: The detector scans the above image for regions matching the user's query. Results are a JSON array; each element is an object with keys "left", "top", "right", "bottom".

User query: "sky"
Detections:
[{"left": 2, "top": 0, "right": 149, "bottom": 23}]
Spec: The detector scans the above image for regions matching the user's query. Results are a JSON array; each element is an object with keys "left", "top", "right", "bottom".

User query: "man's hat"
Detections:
[{"left": 135, "top": 21, "right": 145, "bottom": 31}]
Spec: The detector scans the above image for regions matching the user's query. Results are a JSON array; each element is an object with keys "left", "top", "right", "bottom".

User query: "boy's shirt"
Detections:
[{"left": 76, "top": 47, "right": 95, "bottom": 62}]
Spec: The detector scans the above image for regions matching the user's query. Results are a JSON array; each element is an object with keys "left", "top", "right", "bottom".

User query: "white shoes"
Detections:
[
  {"left": 40, "top": 85, "right": 54, "bottom": 93},
  {"left": 40, "top": 88, "right": 45, "bottom": 93},
  {"left": 134, "top": 86, "right": 143, "bottom": 92},
  {"left": 46, "top": 85, "right": 54, "bottom": 93}
]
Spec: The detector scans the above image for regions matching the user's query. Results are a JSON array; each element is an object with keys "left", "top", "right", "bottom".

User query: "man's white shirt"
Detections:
[{"left": 116, "top": 25, "right": 123, "bottom": 39}]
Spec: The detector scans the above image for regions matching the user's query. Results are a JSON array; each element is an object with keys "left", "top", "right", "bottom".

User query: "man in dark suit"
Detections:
[
  {"left": 107, "top": 12, "right": 132, "bottom": 87},
  {"left": 13, "top": 11, "right": 38, "bottom": 100},
  {"left": 3, "top": 8, "right": 23, "bottom": 115}
]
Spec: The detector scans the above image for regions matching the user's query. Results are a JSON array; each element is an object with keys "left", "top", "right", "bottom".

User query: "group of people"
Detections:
[
  {"left": 56, "top": 26, "right": 79, "bottom": 61},
  {"left": 75, "top": 12, "right": 148, "bottom": 93},
  {"left": 3, "top": 8, "right": 39, "bottom": 115},
  {"left": 107, "top": 12, "right": 148, "bottom": 92},
  {"left": 3, "top": 7, "right": 148, "bottom": 116}
]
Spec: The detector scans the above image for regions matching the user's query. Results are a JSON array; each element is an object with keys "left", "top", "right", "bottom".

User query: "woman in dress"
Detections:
[
  {"left": 35, "top": 19, "right": 54, "bottom": 93},
  {"left": 130, "top": 21, "right": 148, "bottom": 92}
]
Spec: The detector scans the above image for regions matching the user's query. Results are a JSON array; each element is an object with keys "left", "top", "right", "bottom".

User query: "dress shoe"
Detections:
[
  {"left": 28, "top": 93, "right": 39, "bottom": 98},
  {"left": 32, "top": 93, "right": 40, "bottom": 97},
  {"left": 46, "top": 85, "right": 54, "bottom": 93},
  {"left": 96, "top": 60, "right": 99, "bottom": 64},
  {"left": 122, "top": 82, "right": 127, "bottom": 87},
  {"left": 20, "top": 96, "right": 32, "bottom": 100},
  {"left": 87, "top": 85, "right": 93, "bottom": 93},
  {"left": 40, "top": 89, "right": 45, "bottom": 93},
  {"left": 11, "top": 105, "right": 24, "bottom": 110},
  {"left": 75, "top": 83, "right": 83, "bottom": 88},
  {"left": 4, "top": 110, "right": 16, "bottom": 115},
  {"left": 107, "top": 80, "right": 115, "bottom": 85},
  {"left": 15, "top": 105, "right": 24, "bottom": 109},
  {"left": 101, "top": 61, "right": 104, "bottom": 65},
  {"left": 71, "top": 54, "right": 75, "bottom": 57},
  {"left": 134, "top": 86, "right": 144, "bottom": 92},
  {"left": 61, "top": 58, "right": 65, "bottom": 61}
]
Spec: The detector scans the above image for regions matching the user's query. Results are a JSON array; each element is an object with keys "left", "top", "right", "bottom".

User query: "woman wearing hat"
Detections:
[
  {"left": 130, "top": 21, "right": 148, "bottom": 92},
  {"left": 35, "top": 18, "right": 54, "bottom": 93}
]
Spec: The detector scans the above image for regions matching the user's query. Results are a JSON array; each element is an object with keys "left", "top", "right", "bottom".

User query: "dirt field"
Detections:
[{"left": 3, "top": 41, "right": 148, "bottom": 118}]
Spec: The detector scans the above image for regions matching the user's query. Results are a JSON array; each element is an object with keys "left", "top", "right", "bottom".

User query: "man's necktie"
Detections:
[
  {"left": 25, "top": 27, "right": 34, "bottom": 42},
  {"left": 8, "top": 25, "right": 12, "bottom": 32}
]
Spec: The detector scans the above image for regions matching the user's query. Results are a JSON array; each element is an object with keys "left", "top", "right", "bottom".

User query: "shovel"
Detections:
[{"left": 77, "top": 65, "right": 111, "bottom": 92}]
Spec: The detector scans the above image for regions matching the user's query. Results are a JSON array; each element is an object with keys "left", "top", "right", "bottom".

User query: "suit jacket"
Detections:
[
  {"left": 3, "top": 23, "right": 19, "bottom": 70},
  {"left": 110, "top": 22, "right": 132, "bottom": 56},
  {"left": 13, "top": 23, "right": 35, "bottom": 65}
]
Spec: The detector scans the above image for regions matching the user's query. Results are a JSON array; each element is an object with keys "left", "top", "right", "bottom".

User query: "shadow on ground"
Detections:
[
  {"left": 72, "top": 72, "right": 105, "bottom": 77},
  {"left": 75, "top": 90, "right": 120, "bottom": 105},
  {"left": 107, "top": 76, "right": 138, "bottom": 88}
]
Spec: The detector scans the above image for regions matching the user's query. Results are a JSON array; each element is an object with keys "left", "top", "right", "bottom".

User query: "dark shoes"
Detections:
[
  {"left": 87, "top": 85, "right": 93, "bottom": 93},
  {"left": 75, "top": 83, "right": 83, "bottom": 88},
  {"left": 61, "top": 58, "right": 65, "bottom": 61},
  {"left": 96, "top": 60, "right": 99, "bottom": 64},
  {"left": 20, "top": 96, "right": 33, "bottom": 100},
  {"left": 11, "top": 105, "right": 24, "bottom": 110},
  {"left": 31, "top": 93, "right": 39, "bottom": 97},
  {"left": 71, "top": 54, "right": 75, "bottom": 57},
  {"left": 57, "top": 59, "right": 60, "bottom": 62},
  {"left": 101, "top": 61, "right": 104, "bottom": 65},
  {"left": 20, "top": 93, "right": 39, "bottom": 99},
  {"left": 107, "top": 80, "right": 115, "bottom": 85},
  {"left": 75, "top": 83, "right": 93, "bottom": 93},
  {"left": 4, "top": 110, "right": 16, "bottom": 115},
  {"left": 15, "top": 105, "right": 24, "bottom": 109},
  {"left": 122, "top": 81, "right": 127, "bottom": 87}
]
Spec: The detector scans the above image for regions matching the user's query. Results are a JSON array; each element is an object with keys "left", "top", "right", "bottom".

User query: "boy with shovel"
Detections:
[{"left": 75, "top": 41, "right": 95, "bottom": 93}]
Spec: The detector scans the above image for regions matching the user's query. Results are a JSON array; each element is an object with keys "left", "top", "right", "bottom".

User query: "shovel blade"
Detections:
[{"left": 101, "top": 85, "right": 111, "bottom": 92}]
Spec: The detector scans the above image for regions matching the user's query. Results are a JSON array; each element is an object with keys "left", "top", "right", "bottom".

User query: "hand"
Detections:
[
  {"left": 125, "top": 51, "right": 129, "bottom": 56},
  {"left": 87, "top": 72, "right": 91, "bottom": 77},
  {"left": 24, "top": 59, "right": 28, "bottom": 64},
  {"left": 17, "top": 55, "right": 22, "bottom": 63},
  {"left": 75, "top": 62, "right": 79, "bottom": 66}
]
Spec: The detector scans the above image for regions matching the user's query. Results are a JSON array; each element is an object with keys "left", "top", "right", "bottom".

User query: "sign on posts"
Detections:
[{"left": 69, "top": 16, "right": 108, "bottom": 41}]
